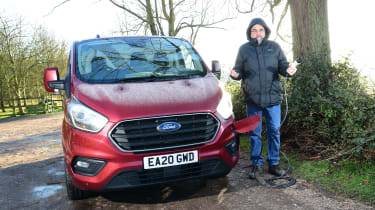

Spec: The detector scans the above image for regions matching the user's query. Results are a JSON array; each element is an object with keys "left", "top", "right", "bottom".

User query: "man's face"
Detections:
[{"left": 250, "top": 24, "right": 265, "bottom": 41}]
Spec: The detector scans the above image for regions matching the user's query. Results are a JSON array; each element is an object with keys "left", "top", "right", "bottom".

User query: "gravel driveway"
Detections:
[{"left": 0, "top": 113, "right": 372, "bottom": 209}]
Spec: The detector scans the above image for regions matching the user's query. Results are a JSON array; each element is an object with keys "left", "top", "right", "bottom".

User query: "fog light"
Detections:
[
  {"left": 225, "top": 137, "right": 239, "bottom": 157},
  {"left": 76, "top": 161, "right": 90, "bottom": 168},
  {"left": 72, "top": 157, "right": 106, "bottom": 176}
]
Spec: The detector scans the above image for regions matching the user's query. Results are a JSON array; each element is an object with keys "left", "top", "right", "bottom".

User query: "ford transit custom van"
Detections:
[{"left": 44, "top": 36, "right": 237, "bottom": 200}]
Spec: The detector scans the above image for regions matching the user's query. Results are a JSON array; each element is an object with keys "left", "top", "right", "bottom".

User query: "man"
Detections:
[{"left": 230, "top": 18, "right": 297, "bottom": 179}]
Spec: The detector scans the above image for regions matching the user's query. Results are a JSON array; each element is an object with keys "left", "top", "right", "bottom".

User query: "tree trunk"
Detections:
[
  {"left": 0, "top": 80, "right": 5, "bottom": 112},
  {"left": 10, "top": 95, "right": 16, "bottom": 117},
  {"left": 289, "top": 0, "right": 331, "bottom": 64},
  {"left": 16, "top": 90, "right": 24, "bottom": 115},
  {"left": 168, "top": 0, "right": 176, "bottom": 36},
  {"left": 145, "top": 0, "right": 158, "bottom": 35},
  {"left": 0, "top": 87, "right": 5, "bottom": 112},
  {"left": 23, "top": 85, "right": 27, "bottom": 107}
]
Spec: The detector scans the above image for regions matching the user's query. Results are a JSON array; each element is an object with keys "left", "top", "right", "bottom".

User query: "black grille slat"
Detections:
[
  {"left": 120, "top": 118, "right": 212, "bottom": 130},
  {"left": 112, "top": 123, "right": 217, "bottom": 139},
  {"left": 117, "top": 133, "right": 213, "bottom": 149},
  {"left": 109, "top": 113, "right": 220, "bottom": 153},
  {"left": 114, "top": 118, "right": 216, "bottom": 134},
  {"left": 118, "top": 123, "right": 161, "bottom": 131}
]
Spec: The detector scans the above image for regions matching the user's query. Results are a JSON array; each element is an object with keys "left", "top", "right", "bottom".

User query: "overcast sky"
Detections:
[{"left": 1, "top": 0, "right": 375, "bottom": 79}]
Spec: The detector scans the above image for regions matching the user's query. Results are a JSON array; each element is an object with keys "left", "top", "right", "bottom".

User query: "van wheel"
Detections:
[{"left": 64, "top": 164, "right": 90, "bottom": 200}]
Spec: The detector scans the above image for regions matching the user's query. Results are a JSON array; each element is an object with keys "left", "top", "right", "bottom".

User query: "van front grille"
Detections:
[{"left": 109, "top": 113, "right": 220, "bottom": 153}]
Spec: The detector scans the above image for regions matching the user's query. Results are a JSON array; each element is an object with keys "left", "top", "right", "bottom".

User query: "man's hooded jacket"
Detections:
[{"left": 232, "top": 18, "right": 290, "bottom": 108}]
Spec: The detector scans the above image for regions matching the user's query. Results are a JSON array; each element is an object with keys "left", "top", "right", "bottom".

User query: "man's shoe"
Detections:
[
  {"left": 249, "top": 165, "right": 263, "bottom": 179},
  {"left": 268, "top": 164, "right": 286, "bottom": 176}
]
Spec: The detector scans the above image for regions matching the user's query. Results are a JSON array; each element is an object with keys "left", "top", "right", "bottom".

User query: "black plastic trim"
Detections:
[
  {"left": 71, "top": 157, "right": 107, "bottom": 177},
  {"left": 102, "top": 158, "right": 231, "bottom": 191}
]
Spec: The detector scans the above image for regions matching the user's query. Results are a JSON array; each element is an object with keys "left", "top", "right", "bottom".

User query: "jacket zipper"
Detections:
[{"left": 256, "top": 45, "right": 262, "bottom": 107}]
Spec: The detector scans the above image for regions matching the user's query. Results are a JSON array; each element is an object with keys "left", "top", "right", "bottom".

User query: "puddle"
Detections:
[
  {"left": 47, "top": 168, "right": 64, "bottom": 176},
  {"left": 32, "top": 185, "right": 63, "bottom": 199}
]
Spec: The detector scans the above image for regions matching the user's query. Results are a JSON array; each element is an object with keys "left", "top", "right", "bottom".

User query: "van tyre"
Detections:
[{"left": 64, "top": 164, "right": 90, "bottom": 200}]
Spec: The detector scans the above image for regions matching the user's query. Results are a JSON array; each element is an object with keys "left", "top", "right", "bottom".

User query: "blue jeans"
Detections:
[{"left": 247, "top": 104, "right": 280, "bottom": 166}]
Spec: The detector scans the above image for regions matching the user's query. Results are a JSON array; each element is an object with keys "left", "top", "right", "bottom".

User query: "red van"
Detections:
[{"left": 44, "top": 36, "right": 237, "bottom": 200}]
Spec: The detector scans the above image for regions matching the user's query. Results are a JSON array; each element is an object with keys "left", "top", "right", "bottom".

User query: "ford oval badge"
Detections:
[{"left": 157, "top": 122, "right": 181, "bottom": 132}]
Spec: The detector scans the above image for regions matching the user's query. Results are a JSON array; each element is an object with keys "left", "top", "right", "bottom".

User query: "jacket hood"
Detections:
[{"left": 246, "top": 18, "right": 271, "bottom": 44}]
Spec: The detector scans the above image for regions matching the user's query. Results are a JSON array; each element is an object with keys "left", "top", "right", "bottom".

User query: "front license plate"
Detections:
[{"left": 143, "top": 150, "right": 198, "bottom": 169}]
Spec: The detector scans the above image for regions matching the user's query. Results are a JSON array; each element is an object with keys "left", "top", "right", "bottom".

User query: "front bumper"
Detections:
[{"left": 62, "top": 114, "right": 238, "bottom": 191}]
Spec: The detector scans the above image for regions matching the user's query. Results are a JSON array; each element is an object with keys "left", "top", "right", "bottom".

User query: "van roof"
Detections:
[{"left": 75, "top": 36, "right": 188, "bottom": 43}]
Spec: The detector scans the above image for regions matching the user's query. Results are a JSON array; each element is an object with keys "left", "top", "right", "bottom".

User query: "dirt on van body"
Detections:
[{"left": 0, "top": 113, "right": 372, "bottom": 209}]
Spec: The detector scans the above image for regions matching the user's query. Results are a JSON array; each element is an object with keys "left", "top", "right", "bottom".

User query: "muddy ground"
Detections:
[{"left": 0, "top": 113, "right": 373, "bottom": 210}]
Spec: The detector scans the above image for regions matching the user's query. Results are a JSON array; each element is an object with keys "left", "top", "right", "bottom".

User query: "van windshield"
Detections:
[{"left": 75, "top": 37, "right": 207, "bottom": 83}]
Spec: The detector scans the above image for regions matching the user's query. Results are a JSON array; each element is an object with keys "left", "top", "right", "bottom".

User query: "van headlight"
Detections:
[
  {"left": 216, "top": 91, "right": 233, "bottom": 120},
  {"left": 67, "top": 95, "right": 108, "bottom": 133}
]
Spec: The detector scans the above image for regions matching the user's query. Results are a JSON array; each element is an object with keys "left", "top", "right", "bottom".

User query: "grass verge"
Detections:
[
  {"left": 0, "top": 107, "right": 63, "bottom": 120},
  {"left": 239, "top": 135, "right": 375, "bottom": 204}
]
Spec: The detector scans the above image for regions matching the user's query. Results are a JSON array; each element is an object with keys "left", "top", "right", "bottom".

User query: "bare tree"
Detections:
[
  {"left": 0, "top": 15, "right": 68, "bottom": 116},
  {"left": 234, "top": 0, "right": 290, "bottom": 43},
  {"left": 0, "top": 16, "right": 28, "bottom": 115},
  {"left": 111, "top": 0, "right": 236, "bottom": 44},
  {"left": 49, "top": 0, "right": 235, "bottom": 45}
]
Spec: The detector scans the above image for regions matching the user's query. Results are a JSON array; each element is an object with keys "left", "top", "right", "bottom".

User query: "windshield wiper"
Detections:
[
  {"left": 161, "top": 37, "right": 181, "bottom": 52},
  {"left": 117, "top": 74, "right": 162, "bottom": 82},
  {"left": 117, "top": 71, "right": 204, "bottom": 83}
]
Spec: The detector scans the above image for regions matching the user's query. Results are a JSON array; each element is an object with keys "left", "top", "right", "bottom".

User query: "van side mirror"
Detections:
[
  {"left": 44, "top": 67, "right": 65, "bottom": 93},
  {"left": 211, "top": 60, "right": 221, "bottom": 79}
]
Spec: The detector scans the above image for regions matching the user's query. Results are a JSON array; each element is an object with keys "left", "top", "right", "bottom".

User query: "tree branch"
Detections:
[
  {"left": 136, "top": 0, "right": 146, "bottom": 8},
  {"left": 173, "top": 0, "right": 188, "bottom": 9},
  {"left": 267, "top": 0, "right": 282, "bottom": 23},
  {"left": 108, "top": 0, "right": 148, "bottom": 22},
  {"left": 178, "top": 16, "right": 234, "bottom": 31},
  {"left": 154, "top": 0, "right": 165, "bottom": 35},
  {"left": 235, "top": 0, "right": 256, "bottom": 14},
  {"left": 44, "top": 0, "right": 72, "bottom": 17},
  {"left": 324, "top": 137, "right": 375, "bottom": 161},
  {"left": 275, "top": 0, "right": 292, "bottom": 44},
  {"left": 161, "top": 0, "right": 170, "bottom": 20}
]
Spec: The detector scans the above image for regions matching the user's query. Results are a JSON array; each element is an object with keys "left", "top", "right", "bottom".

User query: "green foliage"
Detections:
[
  {"left": 26, "top": 104, "right": 45, "bottom": 114},
  {"left": 292, "top": 159, "right": 375, "bottom": 202},
  {"left": 0, "top": 106, "right": 62, "bottom": 120},
  {"left": 224, "top": 81, "right": 247, "bottom": 120},
  {"left": 239, "top": 135, "right": 250, "bottom": 153},
  {"left": 240, "top": 135, "right": 375, "bottom": 203},
  {"left": 0, "top": 15, "right": 68, "bottom": 116},
  {"left": 288, "top": 52, "right": 375, "bottom": 159}
]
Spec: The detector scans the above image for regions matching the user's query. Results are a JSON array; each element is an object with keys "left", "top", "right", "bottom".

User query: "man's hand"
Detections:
[
  {"left": 230, "top": 69, "right": 239, "bottom": 79},
  {"left": 286, "top": 64, "right": 297, "bottom": 76}
]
